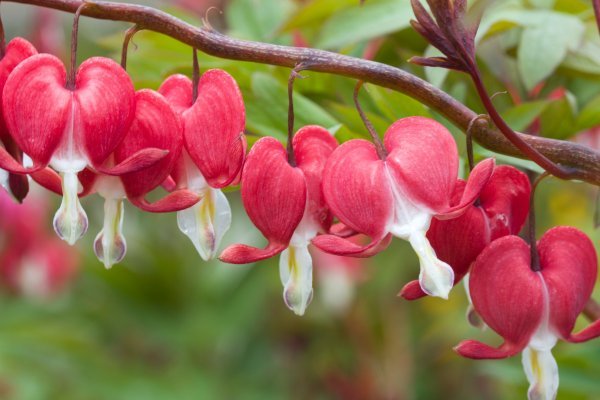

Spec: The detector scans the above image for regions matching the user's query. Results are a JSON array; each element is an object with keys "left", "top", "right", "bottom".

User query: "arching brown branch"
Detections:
[{"left": 6, "top": 0, "right": 600, "bottom": 185}]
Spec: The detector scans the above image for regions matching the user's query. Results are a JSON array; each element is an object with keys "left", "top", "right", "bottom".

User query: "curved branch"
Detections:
[{"left": 7, "top": 0, "right": 600, "bottom": 185}]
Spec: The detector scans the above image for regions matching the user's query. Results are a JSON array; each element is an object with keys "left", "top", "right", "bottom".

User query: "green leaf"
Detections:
[
  {"left": 281, "top": 0, "right": 357, "bottom": 31},
  {"left": 576, "top": 94, "right": 600, "bottom": 130},
  {"left": 517, "top": 13, "right": 585, "bottom": 90},
  {"left": 501, "top": 100, "right": 550, "bottom": 132},
  {"left": 247, "top": 73, "right": 339, "bottom": 140},
  {"left": 539, "top": 96, "right": 578, "bottom": 139},
  {"left": 315, "top": 0, "right": 413, "bottom": 49},
  {"left": 227, "top": 0, "right": 295, "bottom": 43},
  {"left": 366, "top": 85, "right": 431, "bottom": 123}
]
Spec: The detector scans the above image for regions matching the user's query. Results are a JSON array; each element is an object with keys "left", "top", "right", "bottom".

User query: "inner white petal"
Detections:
[
  {"left": 384, "top": 166, "right": 453, "bottom": 299},
  {"left": 177, "top": 186, "right": 232, "bottom": 261},
  {"left": 521, "top": 273, "right": 559, "bottom": 400},
  {"left": 53, "top": 171, "right": 88, "bottom": 245},
  {"left": 279, "top": 244, "right": 314, "bottom": 316},
  {"left": 94, "top": 197, "right": 127, "bottom": 269},
  {"left": 51, "top": 95, "right": 87, "bottom": 174}
]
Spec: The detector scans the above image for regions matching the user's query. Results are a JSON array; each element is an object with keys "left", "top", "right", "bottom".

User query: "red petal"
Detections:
[
  {"left": 384, "top": 117, "right": 459, "bottom": 212},
  {"left": 115, "top": 89, "right": 183, "bottom": 198},
  {"left": 238, "top": 137, "right": 306, "bottom": 252},
  {"left": 220, "top": 242, "right": 288, "bottom": 264},
  {"left": 479, "top": 165, "right": 531, "bottom": 239},
  {"left": 467, "top": 235, "right": 544, "bottom": 355},
  {"left": 538, "top": 227, "right": 598, "bottom": 341},
  {"left": 398, "top": 280, "right": 426, "bottom": 300},
  {"left": 0, "top": 145, "right": 44, "bottom": 173},
  {"left": 0, "top": 38, "right": 37, "bottom": 142},
  {"left": 96, "top": 148, "right": 169, "bottom": 176},
  {"left": 435, "top": 158, "right": 494, "bottom": 219},
  {"left": 312, "top": 233, "right": 392, "bottom": 257},
  {"left": 130, "top": 189, "right": 200, "bottom": 213},
  {"left": 31, "top": 167, "right": 62, "bottom": 195},
  {"left": 322, "top": 139, "right": 392, "bottom": 238},
  {"left": 454, "top": 340, "right": 524, "bottom": 360},
  {"left": 293, "top": 125, "right": 338, "bottom": 233},
  {"left": 183, "top": 69, "right": 246, "bottom": 188},
  {"left": 158, "top": 74, "right": 193, "bottom": 114},
  {"left": 3, "top": 54, "right": 70, "bottom": 165},
  {"left": 76, "top": 57, "right": 136, "bottom": 167}
]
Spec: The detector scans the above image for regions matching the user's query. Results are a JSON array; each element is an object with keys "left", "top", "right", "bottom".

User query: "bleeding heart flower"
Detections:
[
  {"left": 0, "top": 37, "right": 37, "bottom": 202},
  {"left": 455, "top": 227, "right": 600, "bottom": 400},
  {"left": 312, "top": 116, "right": 494, "bottom": 299},
  {"left": 400, "top": 165, "right": 531, "bottom": 301},
  {"left": 0, "top": 54, "right": 165, "bottom": 245},
  {"left": 0, "top": 188, "right": 79, "bottom": 299},
  {"left": 82, "top": 89, "right": 199, "bottom": 269},
  {"left": 159, "top": 70, "right": 246, "bottom": 261},
  {"left": 220, "top": 126, "right": 338, "bottom": 315}
]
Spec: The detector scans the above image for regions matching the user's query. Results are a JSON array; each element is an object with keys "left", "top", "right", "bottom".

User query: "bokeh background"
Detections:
[{"left": 1, "top": 0, "right": 599, "bottom": 399}]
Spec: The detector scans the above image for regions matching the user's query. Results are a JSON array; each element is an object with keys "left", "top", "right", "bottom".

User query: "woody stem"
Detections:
[{"left": 3, "top": 0, "right": 600, "bottom": 185}]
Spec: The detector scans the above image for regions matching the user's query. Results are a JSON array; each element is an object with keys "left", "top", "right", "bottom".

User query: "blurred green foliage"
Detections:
[{"left": 1, "top": 0, "right": 599, "bottom": 399}]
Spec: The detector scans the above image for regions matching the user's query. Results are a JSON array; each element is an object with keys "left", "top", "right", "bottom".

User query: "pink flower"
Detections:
[
  {"left": 0, "top": 189, "right": 78, "bottom": 299},
  {"left": 0, "top": 55, "right": 165, "bottom": 245},
  {"left": 0, "top": 38, "right": 37, "bottom": 201},
  {"left": 220, "top": 126, "right": 338, "bottom": 315},
  {"left": 312, "top": 116, "right": 494, "bottom": 299},
  {"left": 455, "top": 227, "right": 600, "bottom": 400},
  {"left": 159, "top": 70, "right": 246, "bottom": 261},
  {"left": 76, "top": 90, "right": 200, "bottom": 268},
  {"left": 400, "top": 165, "right": 531, "bottom": 300}
]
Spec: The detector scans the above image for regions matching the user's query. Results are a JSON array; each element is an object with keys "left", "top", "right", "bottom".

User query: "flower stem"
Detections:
[
  {"left": 120, "top": 24, "right": 140, "bottom": 70},
  {"left": 469, "top": 67, "right": 575, "bottom": 180},
  {"left": 287, "top": 64, "right": 305, "bottom": 167},
  {"left": 528, "top": 171, "right": 549, "bottom": 272},
  {"left": 67, "top": 3, "right": 88, "bottom": 89},
  {"left": 354, "top": 81, "right": 387, "bottom": 160},
  {"left": 192, "top": 48, "right": 199, "bottom": 103}
]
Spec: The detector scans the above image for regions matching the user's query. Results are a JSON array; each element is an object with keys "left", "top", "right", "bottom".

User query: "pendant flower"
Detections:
[
  {"left": 0, "top": 54, "right": 165, "bottom": 245},
  {"left": 312, "top": 116, "right": 494, "bottom": 299},
  {"left": 220, "top": 126, "right": 338, "bottom": 315},
  {"left": 159, "top": 69, "right": 246, "bottom": 261},
  {"left": 400, "top": 165, "right": 531, "bottom": 300},
  {"left": 80, "top": 89, "right": 199, "bottom": 268},
  {"left": 0, "top": 37, "right": 37, "bottom": 201},
  {"left": 455, "top": 227, "right": 600, "bottom": 400}
]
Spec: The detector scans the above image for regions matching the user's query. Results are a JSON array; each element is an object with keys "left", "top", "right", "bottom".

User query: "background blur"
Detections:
[{"left": 1, "top": 0, "right": 599, "bottom": 399}]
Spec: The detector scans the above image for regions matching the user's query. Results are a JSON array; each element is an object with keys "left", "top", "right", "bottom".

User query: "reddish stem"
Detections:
[
  {"left": 67, "top": 3, "right": 87, "bottom": 89},
  {"left": 287, "top": 66, "right": 304, "bottom": 167},
  {"left": 120, "top": 24, "right": 140, "bottom": 70},
  {"left": 192, "top": 48, "right": 199, "bottom": 103},
  {"left": 528, "top": 172, "right": 549, "bottom": 272},
  {"left": 354, "top": 81, "right": 387, "bottom": 160},
  {"left": 470, "top": 68, "right": 575, "bottom": 180}
]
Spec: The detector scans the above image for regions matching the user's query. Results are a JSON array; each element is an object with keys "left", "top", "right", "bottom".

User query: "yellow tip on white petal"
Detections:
[
  {"left": 93, "top": 198, "right": 126, "bottom": 269},
  {"left": 279, "top": 245, "right": 314, "bottom": 316},
  {"left": 178, "top": 187, "right": 231, "bottom": 261},
  {"left": 53, "top": 171, "right": 88, "bottom": 245},
  {"left": 522, "top": 347, "right": 559, "bottom": 400}
]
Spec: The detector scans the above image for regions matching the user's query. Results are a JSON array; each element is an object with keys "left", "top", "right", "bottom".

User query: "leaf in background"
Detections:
[
  {"left": 325, "top": 101, "right": 390, "bottom": 139},
  {"left": 227, "top": 0, "right": 296, "bottom": 43},
  {"left": 517, "top": 13, "right": 584, "bottom": 90},
  {"left": 500, "top": 100, "right": 549, "bottom": 132},
  {"left": 539, "top": 95, "right": 578, "bottom": 139},
  {"left": 366, "top": 85, "right": 431, "bottom": 123},
  {"left": 477, "top": 150, "right": 545, "bottom": 174},
  {"left": 246, "top": 73, "right": 339, "bottom": 140},
  {"left": 315, "top": 0, "right": 413, "bottom": 49},
  {"left": 576, "top": 94, "right": 600, "bottom": 130},
  {"left": 281, "top": 0, "right": 357, "bottom": 31},
  {"left": 423, "top": 45, "right": 450, "bottom": 88}
]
